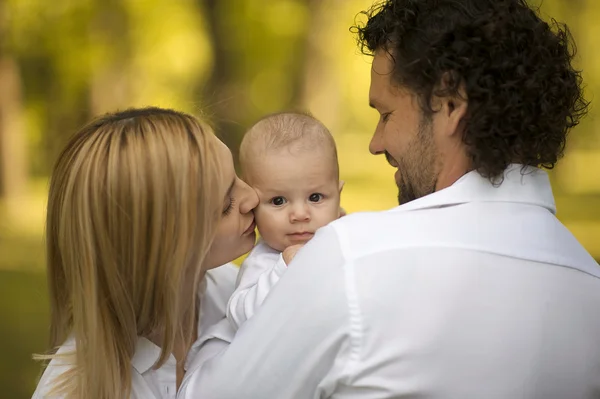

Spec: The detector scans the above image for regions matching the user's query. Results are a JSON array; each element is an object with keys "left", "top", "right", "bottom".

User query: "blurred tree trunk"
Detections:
[
  {"left": 199, "top": 0, "right": 245, "bottom": 160},
  {"left": 88, "top": 0, "right": 132, "bottom": 115},
  {"left": 41, "top": 0, "right": 131, "bottom": 170},
  {"left": 0, "top": 0, "right": 26, "bottom": 201},
  {"left": 299, "top": 0, "right": 341, "bottom": 131},
  {"left": 286, "top": 0, "right": 321, "bottom": 111},
  {"left": 296, "top": 0, "right": 320, "bottom": 108},
  {"left": 43, "top": 85, "right": 91, "bottom": 175},
  {"left": 199, "top": 0, "right": 314, "bottom": 164},
  {"left": 0, "top": 56, "right": 26, "bottom": 201}
]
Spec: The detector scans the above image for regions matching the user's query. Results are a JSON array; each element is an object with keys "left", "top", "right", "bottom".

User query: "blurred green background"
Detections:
[{"left": 1, "top": 0, "right": 599, "bottom": 397}]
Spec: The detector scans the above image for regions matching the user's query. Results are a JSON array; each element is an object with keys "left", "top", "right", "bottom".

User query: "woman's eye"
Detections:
[
  {"left": 381, "top": 112, "right": 391, "bottom": 122},
  {"left": 309, "top": 193, "right": 324, "bottom": 202},
  {"left": 270, "top": 196, "right": 287, "bottom": 206},
  {"left": 222, "top": 197, "right": 235, "bottom": 215}
]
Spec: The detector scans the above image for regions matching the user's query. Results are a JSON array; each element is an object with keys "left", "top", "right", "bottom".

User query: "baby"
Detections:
[{"left": 226, "top": 112, "right": 343, "bottom": 330}]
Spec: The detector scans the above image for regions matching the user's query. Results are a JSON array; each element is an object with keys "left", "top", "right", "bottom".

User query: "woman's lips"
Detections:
[{"left": 243, "top": 221, "right": 256, "bottom": 235}]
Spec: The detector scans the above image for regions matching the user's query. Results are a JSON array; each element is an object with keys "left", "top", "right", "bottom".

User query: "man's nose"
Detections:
[{"left": 369, "top": 125, "right": 384, "bottom": 155}]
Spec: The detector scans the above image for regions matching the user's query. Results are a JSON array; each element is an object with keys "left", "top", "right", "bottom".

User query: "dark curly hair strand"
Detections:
[{"left": 352, "top": 0, "right": 589, "bottom": 180}]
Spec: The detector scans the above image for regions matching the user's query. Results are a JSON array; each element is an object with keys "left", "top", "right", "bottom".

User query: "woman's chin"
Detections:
[
  {"left": 242, "top": 231, "right": 257, "bottom": 252},
  {"left": 204, "top": 233, "right": 257, "bottom": 269},
  {"left": 229, "top": 233, "right": 257, "bottom": 263}
]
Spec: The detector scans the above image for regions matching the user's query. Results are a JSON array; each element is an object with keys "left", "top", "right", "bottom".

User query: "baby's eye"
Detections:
[
  {"left": 309, "top": 193, "right": 324, "bottom": 203},
  {"left": 270, "top": 196, "right": 287, "bottom": 206}
]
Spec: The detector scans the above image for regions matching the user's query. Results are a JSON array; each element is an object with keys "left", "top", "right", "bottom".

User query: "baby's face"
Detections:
[{"left": 247, "top": 149, "right": 341, "bottom": 252}]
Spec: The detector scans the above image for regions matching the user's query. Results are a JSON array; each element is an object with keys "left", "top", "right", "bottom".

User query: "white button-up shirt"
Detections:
[
  {"left": 181, "top": 165, "right": 600, "bottom": 399},
  {"left": 32, "top": 263, "right": 238, "bottom": 399}
]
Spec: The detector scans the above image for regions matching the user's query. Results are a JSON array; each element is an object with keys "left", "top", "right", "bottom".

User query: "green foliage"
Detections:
[{"left": 0, "top": 270, "right": 49, "bottom": 398}]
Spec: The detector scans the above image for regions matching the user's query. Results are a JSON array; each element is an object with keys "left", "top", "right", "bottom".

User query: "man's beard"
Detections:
[{"left": 391, "top": 114, "right": 437, "bottom": 205}]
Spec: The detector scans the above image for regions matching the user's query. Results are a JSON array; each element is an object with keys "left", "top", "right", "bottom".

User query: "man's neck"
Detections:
[{"left": 435, "top": 155, "right": 472, "bottom": 192}]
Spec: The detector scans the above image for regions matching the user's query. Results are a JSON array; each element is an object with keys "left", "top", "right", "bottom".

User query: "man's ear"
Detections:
[
  {"left": 445, "top": 94, "right": 467, "bottom": 138},
  {"left": 339, "top": 180, "right": 345, "bottom": 193},
  {"left": 438, "top": 71, "right": 468, "bottom": 138}
]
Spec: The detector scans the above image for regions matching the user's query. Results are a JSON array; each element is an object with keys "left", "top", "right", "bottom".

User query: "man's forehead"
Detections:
[
  {"left": 372, "top": 49, "right": 395, "bottom": 73},
  {"left": 370, "top": 50, "right": 396, "bottom": 100}
]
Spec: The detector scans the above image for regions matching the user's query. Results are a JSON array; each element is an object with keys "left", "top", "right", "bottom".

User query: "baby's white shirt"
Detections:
[
  {"left": 226, "top": 240, "right": 288, "bottom": 330},
  {"left": 186, "top": 241, "right": 288, "bottom": 375}
]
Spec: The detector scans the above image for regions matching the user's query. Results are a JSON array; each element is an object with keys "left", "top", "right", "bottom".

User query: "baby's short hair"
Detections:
[{"left": 240, "top": 112, "right": 338, "bottom": 178}]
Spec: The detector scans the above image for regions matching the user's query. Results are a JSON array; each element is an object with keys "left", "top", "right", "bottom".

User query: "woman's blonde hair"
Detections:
[{"left": 38, "top": 107, "right": 224, "bottom": 398}]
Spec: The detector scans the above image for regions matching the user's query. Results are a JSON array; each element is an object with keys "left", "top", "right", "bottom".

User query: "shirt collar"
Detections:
[
  {"left": 392, "top": 164, "right": 556, "bottom": 213},
  {"left": 131, "top": 337, "right": 167, "bottom": 374},
  {"left": 131, "top": 281, "right": 210, "bottom": 375}
]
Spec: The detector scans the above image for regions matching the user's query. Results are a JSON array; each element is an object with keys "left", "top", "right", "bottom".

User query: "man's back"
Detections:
[
  {"left": 333, "top": 203, "right": 600, "bottom": 398},
  {"left": 183, "top": 167, "right": 600, "bottom": 399}
]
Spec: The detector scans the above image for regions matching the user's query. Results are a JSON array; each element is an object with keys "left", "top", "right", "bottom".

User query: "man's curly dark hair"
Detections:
[{"left": 352, "top": 0, "right": 589, "bottom": 180}]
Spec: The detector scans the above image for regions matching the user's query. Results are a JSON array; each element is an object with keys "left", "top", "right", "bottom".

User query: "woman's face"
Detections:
[{"left": 204, "top": 139, "right": 259, "bottom": 269}]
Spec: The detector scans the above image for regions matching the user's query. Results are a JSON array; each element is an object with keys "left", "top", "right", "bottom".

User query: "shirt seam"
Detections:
[
  {"left": 348, "top": 243, "right": 600, "bottom": 280},
  {"left": 330, "top": 224, "right": 363, "bottom": 374}
]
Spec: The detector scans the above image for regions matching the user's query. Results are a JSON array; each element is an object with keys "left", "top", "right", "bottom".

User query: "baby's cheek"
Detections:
[
  {"left": 328, "top": 200, "right": 343, "bottom": 220},
  {"left": 314, "top": 206, "right": 339, "bottom": 228},
  {"left": 259, "top": 221, "right": 288, "bottom": 252},
  {"left": 253, "top": 206, "right": 271, "bottom": 231},
  {"left": 255, "top": 207, "right": 285, "bottom": 239}
]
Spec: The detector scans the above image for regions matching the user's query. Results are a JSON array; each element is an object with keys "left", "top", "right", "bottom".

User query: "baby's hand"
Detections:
[{"left": 283, "top": 244, "right": 304, "bottom": 265}]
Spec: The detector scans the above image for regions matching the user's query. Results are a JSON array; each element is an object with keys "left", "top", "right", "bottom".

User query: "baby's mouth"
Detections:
[{"left": 287, "top": 232, "right": 314, "bottom": 240}]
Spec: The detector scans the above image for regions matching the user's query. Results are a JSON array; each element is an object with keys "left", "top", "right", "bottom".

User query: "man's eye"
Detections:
[
  {"left": 381, "top": 112, "right": 391, "bottom": 122},
  {"left": 309, "top": 193, "right": 324, "bottom": 202},
  {"left": 270, "top": 196, "right": 287, "bottom": 206}
]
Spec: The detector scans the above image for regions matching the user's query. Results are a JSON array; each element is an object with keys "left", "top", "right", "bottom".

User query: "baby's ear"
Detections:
[{"left": 338, "top": 180, "right": 345, "bottom": 193}]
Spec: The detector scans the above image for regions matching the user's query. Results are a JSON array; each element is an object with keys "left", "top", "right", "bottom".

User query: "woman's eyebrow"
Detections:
[{"left": 226, "top": 177, "right": 235, "bottom": 197}]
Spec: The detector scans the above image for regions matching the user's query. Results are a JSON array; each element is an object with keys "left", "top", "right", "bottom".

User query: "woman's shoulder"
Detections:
[
  {"left": 31, "top": 339, "right": 76, "bottom": 398},
  {"left": 32, "top": 338, "right": 159, "bottom": 399},
  {"left": 198, "top": 263, "right": 239, "bottom": 335},
  {"left": 205, "top": 262, "right": 238, "bottom": 291}
]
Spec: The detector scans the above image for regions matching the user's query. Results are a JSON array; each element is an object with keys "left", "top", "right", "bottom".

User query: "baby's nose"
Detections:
[{"left": 290, "top": 203, "right": 311, "bottom": 222}]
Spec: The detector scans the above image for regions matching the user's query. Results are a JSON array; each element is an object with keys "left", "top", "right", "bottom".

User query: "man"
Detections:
[{"left": 182, "top": 1, "right": 600, "bottom": 398}]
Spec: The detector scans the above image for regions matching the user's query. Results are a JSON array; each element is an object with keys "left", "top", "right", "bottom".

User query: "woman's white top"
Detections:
[{"left": 31, "top": 263, "right": 238, "bottom": 399}]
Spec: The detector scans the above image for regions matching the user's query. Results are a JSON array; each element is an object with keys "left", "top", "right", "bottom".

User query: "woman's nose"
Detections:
[{"left": 238, "top": 179, "right": 259, "bottom": 214}]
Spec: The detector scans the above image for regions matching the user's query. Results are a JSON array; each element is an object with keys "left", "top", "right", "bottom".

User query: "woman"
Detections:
[{"left": 32, "top": 107, "right": 259, "bottom": 398}]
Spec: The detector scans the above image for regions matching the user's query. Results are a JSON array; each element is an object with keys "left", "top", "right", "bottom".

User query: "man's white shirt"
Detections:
[{"left": 182, "top": 165, "right": 600, "bottom": 399}]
